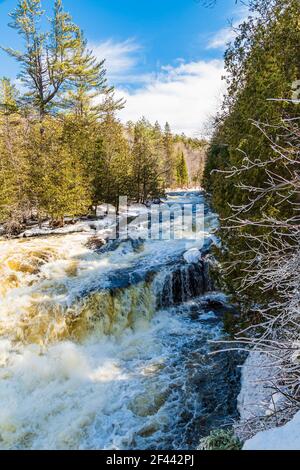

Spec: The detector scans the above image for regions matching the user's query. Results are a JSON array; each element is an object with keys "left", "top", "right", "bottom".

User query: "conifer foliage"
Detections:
[
  {"left": 203, "top": 0, "right": 300, "bottom": 309},
  {"left": 203, "top": 0, "right": 300, "bottom": 417},
  {"left": 176, "top": 152, "right": 189, "bottom": 187}
]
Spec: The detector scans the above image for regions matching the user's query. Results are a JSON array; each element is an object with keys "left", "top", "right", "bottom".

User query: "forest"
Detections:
[{"left": 0, "top": 0, "right": 206, "bottom": 235}]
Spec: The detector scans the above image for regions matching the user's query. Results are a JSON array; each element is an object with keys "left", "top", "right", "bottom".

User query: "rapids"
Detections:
[{"left": 0, "top": 191, "right": 241, "bottom": 450}]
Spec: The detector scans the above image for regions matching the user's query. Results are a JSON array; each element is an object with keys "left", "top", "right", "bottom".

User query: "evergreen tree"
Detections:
[
  {"left": 84, "top": 114, "right": 132, "bottom": 212},
  {"left": 152, "top": 120, "right": 165, "bottom": 178},
  {"left": 3, "top": 0, "right": 83, "bottom": 118},
  {"left": 132, "top": 118, "right": 164, "bottom": 203},
  {"left": 24, "top": 116, "right": 91, "bottom": 225},
  {"left": 176, "top": 151, "right": 189, "bottom": 187},
  {"left": 64, "top": 32, "right": 124, "bottom": 121},
  {"left": 0, "top": 78, "right": 28, "bottom": 229},
  {"left": 163, "top": 122, "right": 176, "bottom": 188},
  {"left": 0, "top": 77, "right": 19, "bottom": 115}
]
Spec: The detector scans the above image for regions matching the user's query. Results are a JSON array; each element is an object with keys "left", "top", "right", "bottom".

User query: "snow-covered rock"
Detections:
[
  {"left": 243, "top": 411, "right": 300, "bottom": 450},
  {"left": 19, "top": 222, "right": 94, "bottom": 238},
  {"left": 237, "top": 351, "right": 299, "bottom": 450},
  {"left": 183, "top": 248, "right": 202, "bottom": 264},
  {"left": 238, "top": 352, "right": 275, "bottom": 422}
]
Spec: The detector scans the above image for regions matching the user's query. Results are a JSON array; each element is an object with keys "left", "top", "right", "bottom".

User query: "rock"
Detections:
[
  {"left": 183, "top": 248, "right": 202, "bottom": 264},
  {"left": 3, "top": 220, "right": 25, "bottom": 237},
  {"left": 158, "top": 262, "right": 208, "bottom": 309},
  {"left": 86, "top": 236, "right": 106, "bottom": 250},
  {"left": 206, "top": 299, "right": 224, "bottom": 309},
  {"left": 144, "top": 198, "right": 162, "bottom": 207}
]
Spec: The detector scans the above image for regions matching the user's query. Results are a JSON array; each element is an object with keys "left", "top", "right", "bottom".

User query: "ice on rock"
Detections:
[
  {"left": 183, "top": 248, "right": 202, "bottom": 264},
  {"left": 243, "top": 411, "right": 300, "bottom": 450}
]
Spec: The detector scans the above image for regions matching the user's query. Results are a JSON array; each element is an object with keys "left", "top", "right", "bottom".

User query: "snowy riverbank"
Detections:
[
  {"left": 237, "top": 352, "right": 300, "bottom": 450},
  {"left": 243, "top": 411, "right": 300, "bottom": 450}
]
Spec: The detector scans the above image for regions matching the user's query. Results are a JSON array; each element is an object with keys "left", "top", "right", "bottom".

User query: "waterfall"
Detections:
[
  {"left": 0, "top": 230, "right": 215, "bottom": 346},
  {"left": 2, "top": 261, "right": 213, "bottom": 345},
  {"left": 156, "top": 259, "right": 214, "bottom": 309},
  {"left": 0, "top": 191, "right": 242, "bottom": 451}
]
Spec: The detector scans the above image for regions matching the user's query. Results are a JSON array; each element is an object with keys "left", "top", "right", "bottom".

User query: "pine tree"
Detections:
[
  {"left": 132, "top": 118, "right": 164, "bottom": 203},
  {"left": 176, "top": 152, "right": 189, "bottom": 187},
  {"left": 24, "top": 116, "right": 91, "bottom": 225},
  {"left": 64, "top": 31, "right": 124, "bottom": 121},
  {"left": 3, "top": 0, "right": 83, "bottom": 118},
  {"left": 83, "top": 114, "right": 132, "bottom": 212},
  {"left": 152, "top": 121, "right": 165, "bottom": 179},
  {"left": 163, "top": 122, "right": 176, "bottom": 188}
]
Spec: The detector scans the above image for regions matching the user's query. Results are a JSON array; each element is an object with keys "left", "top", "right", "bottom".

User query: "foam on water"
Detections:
[{"left": 0, "top": 307, "right": 225, "bottom": 450}]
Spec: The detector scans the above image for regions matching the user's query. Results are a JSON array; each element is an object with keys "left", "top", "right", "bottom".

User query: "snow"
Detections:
[
  {"left": 243, "top": 411, "right": 300, "bottom": 450},
  {"left": 12, "top": 205, "right": 150, "bottom": 240},
  {"left": 238, "top": 351, "right": 300, "bottom": 450},
  {"left": 19, "top": 221, "right": 94, "bottom": 238},
  {"left": 238, "top": 352, "right": 275, "bottom": 422},
  {"left": 183, "top": 248, "right": 202, "bottom": 264},
  {"left": 165, "top": 186, "right": 203, "bottom": 193},
  {"left": 199, "top": 311, "right": 217, "bottom": 320},
  {"left": 16, "top": 215, "right": 125, "bottom": 239}
]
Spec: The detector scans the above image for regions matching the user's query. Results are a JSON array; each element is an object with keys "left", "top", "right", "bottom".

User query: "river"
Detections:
[{"left": 0, "top": 191, "right": 241, "bottom": 450}]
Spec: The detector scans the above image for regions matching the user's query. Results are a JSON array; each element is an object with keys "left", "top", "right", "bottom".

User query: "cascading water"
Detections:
[{"left": 0, "top": 191, "right": 241, "bottom": 450}]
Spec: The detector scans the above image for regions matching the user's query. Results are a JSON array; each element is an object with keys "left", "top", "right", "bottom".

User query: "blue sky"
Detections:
[{"left": 0, "top": 0, "right": 246, "bottom": 136}]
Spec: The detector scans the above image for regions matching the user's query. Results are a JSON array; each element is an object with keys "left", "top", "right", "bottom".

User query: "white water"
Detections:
[{"left": 0, "top": 191, "right": 235, "bottom": 450}]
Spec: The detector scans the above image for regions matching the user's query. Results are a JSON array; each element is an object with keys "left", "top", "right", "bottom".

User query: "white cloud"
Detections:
[
  {"left": 90, "top": 39, "right": 142, "bottom": 82},
  {"left": 90, "top": 39, "right": 226, "bottom": 136},
  {"left": 116, "top": 59, "right": 226, "bottom": 137},
  {"left": 207, "top": 6, "right": 250, "bottom": 50}
]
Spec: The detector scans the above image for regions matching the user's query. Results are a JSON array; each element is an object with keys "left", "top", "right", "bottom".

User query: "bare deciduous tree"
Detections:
[{"left": 215, "top": 102, "right": 300, "bottom": 432}]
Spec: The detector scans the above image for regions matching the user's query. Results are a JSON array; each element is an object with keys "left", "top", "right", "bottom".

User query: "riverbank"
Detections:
[
  {"left": 3, "top": 189, "right": 298, "bottom": 450},
  {"left": 236, "top": 351, "right": 300, "bottom": 450},
  {"left": 0, "top": 190, "right": 243, "bottom": 450}
]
